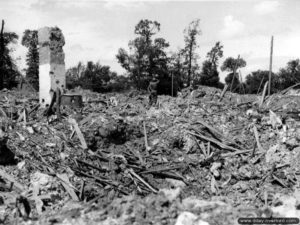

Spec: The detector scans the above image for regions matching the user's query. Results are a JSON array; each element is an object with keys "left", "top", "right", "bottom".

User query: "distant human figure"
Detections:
[{"left": 148, "top": 75, "right": 159, "bottom": 107}]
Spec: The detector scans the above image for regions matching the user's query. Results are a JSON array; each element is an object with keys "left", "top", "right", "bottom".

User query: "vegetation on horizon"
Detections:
[
  {"left": 1, "top": 18, "right": 299, "bottom": 95},
  {"left": 0, "top": 20, "right": 20, "bottom": 89}
]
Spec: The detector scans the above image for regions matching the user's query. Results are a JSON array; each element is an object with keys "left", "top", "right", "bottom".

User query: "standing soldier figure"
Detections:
[{"left": 148, "top": 74, "right": 159, "bottom": 107}]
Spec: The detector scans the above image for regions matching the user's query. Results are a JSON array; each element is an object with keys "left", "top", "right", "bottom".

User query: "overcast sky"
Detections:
[{"left": 1, "top": 0, "right": 300, "bottom": 81}]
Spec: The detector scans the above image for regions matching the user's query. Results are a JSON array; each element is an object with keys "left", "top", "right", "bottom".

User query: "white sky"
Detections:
[{"left": 1, "top": 0, "right": 300, "bottom": 82}]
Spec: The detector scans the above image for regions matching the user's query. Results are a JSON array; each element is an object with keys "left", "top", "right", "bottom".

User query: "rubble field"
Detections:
[{"left": 0, "top": 86, "right": 300, "bottom": 225}]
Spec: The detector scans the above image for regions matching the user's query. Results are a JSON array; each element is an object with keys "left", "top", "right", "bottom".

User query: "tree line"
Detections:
[
  {"left": 115, "top": 19, "right": 300, "bottom": 95},
  {"left": 0, "top": 18, "right": 299, "bottom": 96},
  {"left": 0, "top": 20, "right": 20, "bottom": 89}
]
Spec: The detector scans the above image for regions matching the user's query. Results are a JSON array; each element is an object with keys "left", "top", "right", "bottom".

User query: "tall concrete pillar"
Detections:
[{"left": 38, "top": 27, "right": 66, "bottom": 107}]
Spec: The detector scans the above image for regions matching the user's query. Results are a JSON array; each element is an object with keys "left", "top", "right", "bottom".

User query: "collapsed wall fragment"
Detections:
[{"left": 38, "top": 27, "right": 65, "bottom": 107}]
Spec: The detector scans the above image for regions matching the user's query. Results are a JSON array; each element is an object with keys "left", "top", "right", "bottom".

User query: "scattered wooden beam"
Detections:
[
  {"left": 253, "top": 125, "right": 265, "bottom": 152},
  {"left": 23, "top": 109, "right": 27, "bottom": 127},
  {"left": 28, "top": 103, "right": 40, "bottom": 116},
  {"left": 79, "top": 180, "right": 85, "bottom": 201},
  {"left": 74, "top": 169, "right": 129, "bottom": 195},
  {"left": 143, "top": 121, "right": 150, "bottom": 153},
  {"left": 0, "top": 107, "right": 7, "bottom": 118},
  {"left": 268, "top": 36, "right": 274, "bottom": 96},
  {"left": 259, "top": 81, "right": 269, "bottom": 108},
  {"left": 76, "top": 159, "right": 106, "bottom": 172},
  {"left": 219, "top": 84, "right": 228, "bottom": 102},
  {"left": 192, "top": 120, "right": 244, "bottom": 149},
  {"left": 128, "top": 169, "right": 158, "bottom": 193},
  {"left": 0, "top": 168, "right": 25, "bottom": 192},
  {"left": 229, "top": 55, "right": 240, "bottom": 92},
  {"left": 188, "top": 131, "right": 243, "bottom": 152},
  {"left": 68, "top": 118, "right": 88, "bottom": 150},
  {"left": 57, "top": 173, "right": 79, "bottom": 201},
  {"left": 140, "top": 166, "right": 183, "bottom": 175}
]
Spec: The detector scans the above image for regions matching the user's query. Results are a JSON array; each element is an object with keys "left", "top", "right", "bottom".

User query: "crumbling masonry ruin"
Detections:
[{"left": 38, "top": 27, "right": 66, "bottom": 107}]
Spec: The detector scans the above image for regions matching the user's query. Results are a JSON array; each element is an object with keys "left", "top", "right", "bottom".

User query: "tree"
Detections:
[
  {"left": 80, "top": 61, "right": 111, "bottom": 92},
  {"left": 287, "top": 59, "right": 300, "bottom": 74},
  {"left": 245, "top": 70, "right": 277, "bottom": 94},
  {"left": 221, "top": 56, "right": 246, "bottom": 92},
  {"left": 135, "top": 19, "right": 160, "bottom": 44},
  {"left": 207, "top": 42, "right": 223, "bottom": 66},
  {"left": 150, "top": 37, "right": 169, "bottom": 77},
  {"left": 224, "top": 72, "right": 241, "bottom": 92},
  {"left": 66, "top": 62, "right": 85, "bottom": 89},
  {"left": 116, "top": 19, "right": 169, "bottom": 90},
  {"left": 276, "top": 59, "right": 300, "bottom": 90},
  {"left": 168, "top": 49, "right": 185, "bottom": 91},
  {"left": 182, "top": 19, "right": 201, "bottom": 86},
  {"left": 199, "top": 61, "right": 221, "bottom": 88},
  {"left": 221, "top": 57, "right": 246, "bottom": 73},
  {"left": 117, "top": 37, "right": 146, "bottom": 89},
  {"left": 66, "top": 61, "right": 85, "bottom": 80},
  {"left": 107, "top": 74, "right": 131, "bottom": 92},
  {"left": 0, "top": 20, "right": 20, "bottom": 89},
  {"left": 22, "top": 30, "right": 39, "bottom": 90},
  {"left": 199, "top": 42, "right": 223, "bottom": 88},
  {"left": 66, "top": 61, "right": 116, "bottom": 92},
  {"left": 135, "top": 19, "right": 161, "bottom": 79}
]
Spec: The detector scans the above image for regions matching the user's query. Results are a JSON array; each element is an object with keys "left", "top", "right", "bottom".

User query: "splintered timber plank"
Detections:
[
  {"left": 259, "top": 81, "right": 269, "bottom": 108},
  {"left": 79, "top": 180, "right": 85, "bottom": 201},
  {"left": 128, "top": 169, "right": 158, "bottom": 193},
  {"left": 253, "top": 125, "right": 265, "bottom": 152},
  {"left": 68, "top": 118, "right": 88, "bottom": 150},
  {"left": 192, "top": 120, "right": 244, "bottom": 149},
  {"left": 188, "top": 131, "right": 242, "bottom": 152},
  {"left": 57, "top": 173, "right": 79, "bottom": 201},
  {"left": 0, "top": 107, "right": 7, "bottom": 118},
  {"left": 0, "top": 168, "right": 25, "bottom": 192},
  {"left": 143, "top": 121, "right": 150, "bottom": 154},
  {"left": 28, "top": 103, "right": 40, "bottom": 115},
  {"left": 219, "top": 84, "right": 228, "bottom": 102}
]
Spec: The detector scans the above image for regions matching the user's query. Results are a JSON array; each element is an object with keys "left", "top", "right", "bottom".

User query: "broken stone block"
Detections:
[
  {"left": 175, "top": 212, "right": 209, "bottom": 225},
  {"left": 159, "top": 188, "right": 181, "bottom": 202},
  {"left": 38, "top": 27, "right": 66, "bottom": 107},
  {"left": 175, "top": 211, "right": 198, "bottom": 225},
  {"left": 272, "top": 193, "right": 300, "bottom": 218}
]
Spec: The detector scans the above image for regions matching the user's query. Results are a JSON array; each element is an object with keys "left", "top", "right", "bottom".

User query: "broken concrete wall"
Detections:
[{"left": 38, "top": 27, "right": 66, "bottom": 107}]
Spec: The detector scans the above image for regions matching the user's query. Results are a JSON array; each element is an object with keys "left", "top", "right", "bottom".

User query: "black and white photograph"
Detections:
[{"left": 0, "top": 0, "right": 300, "bottom": 224}]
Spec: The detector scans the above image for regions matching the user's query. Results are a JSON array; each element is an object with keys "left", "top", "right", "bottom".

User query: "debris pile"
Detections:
[{"left": 0, "top": 85, "right": 300, "bottom": 224}]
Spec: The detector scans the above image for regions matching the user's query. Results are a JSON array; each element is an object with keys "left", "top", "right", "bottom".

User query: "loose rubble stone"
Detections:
[
  {"left": 175, "top": 211, "right": 198, "bottom": 225},
  {"left": 1, "top": 85, "right": 300, "bottom": 224}
]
